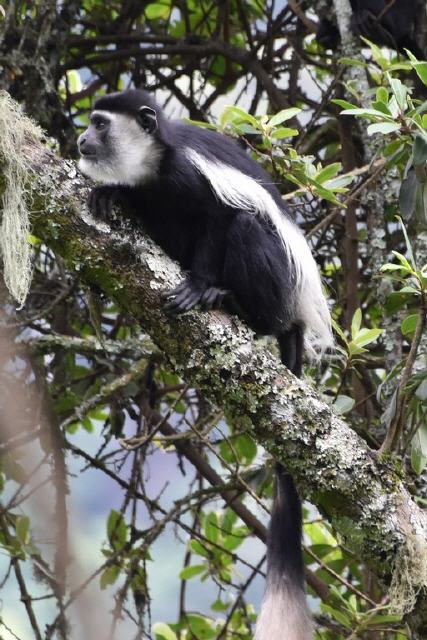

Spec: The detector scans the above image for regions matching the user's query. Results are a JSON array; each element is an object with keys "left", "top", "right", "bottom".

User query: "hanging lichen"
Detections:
[
  {"left": 389, "top": 533, "right": 427, "bottom": 615},
  {"left": 0, "top": 91, "right": 43, "bottom": 307}
]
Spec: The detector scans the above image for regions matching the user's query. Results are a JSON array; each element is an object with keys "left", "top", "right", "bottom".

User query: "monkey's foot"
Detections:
[
  {"left": 88, "top": 186, "right": 125, "bottom": 222},
  {"left": 163, "top": 279, "right": 229, "bottom": 314}
]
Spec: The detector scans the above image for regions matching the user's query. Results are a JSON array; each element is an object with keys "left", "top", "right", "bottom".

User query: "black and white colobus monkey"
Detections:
[
  {"left": 317, "top": 0, "right": 425, "bottom": 59},
  {"left": 77, "top": 89, "right": 333, "bottom": 640}
]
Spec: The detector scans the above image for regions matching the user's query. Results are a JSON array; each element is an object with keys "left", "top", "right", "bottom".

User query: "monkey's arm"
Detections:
[{"left": 164, "top": 214, "right": 229, "bottom": 314}]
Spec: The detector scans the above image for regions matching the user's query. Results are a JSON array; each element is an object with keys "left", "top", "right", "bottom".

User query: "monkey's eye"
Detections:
[{"left": 91, "top": 116, "right": 109, "bottom": 131}]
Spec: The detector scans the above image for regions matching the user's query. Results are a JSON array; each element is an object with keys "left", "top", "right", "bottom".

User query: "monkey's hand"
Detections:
[
  {"left": 88, "top": 186, "right": 127, "bottom": 222},
  {"left": 163, "top": 278, "right": 229, "bottom": 314}
]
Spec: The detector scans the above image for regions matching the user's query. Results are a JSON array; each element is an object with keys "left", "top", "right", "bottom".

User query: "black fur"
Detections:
[
  {"left": 269, "top": 463, "right": 305, "bottom": 589},
  {"left": 317, "top": 0, "right": 425, "bottom": 58}
]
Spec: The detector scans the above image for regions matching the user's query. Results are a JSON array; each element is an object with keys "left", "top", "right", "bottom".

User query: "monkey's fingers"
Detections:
[
  {"left": 200, "top": 287, "right": 229, "bottom": 310},
  {"left": 164, "top": 282, "right": 203, "bottom": 313},
  {"left": 162, "top": 280, "right": 190, "bottom": 300},
  {"left": 88, "top": 188, "right": 111, "bottom": 220}
]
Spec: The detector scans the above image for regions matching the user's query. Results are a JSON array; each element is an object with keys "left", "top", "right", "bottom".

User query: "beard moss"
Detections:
[{"left": 0, "top": 92, "right": 43, "bottom": 307}]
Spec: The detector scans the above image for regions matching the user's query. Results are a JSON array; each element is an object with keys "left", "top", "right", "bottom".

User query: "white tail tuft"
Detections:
[
  {"left": 255, "top": 582, "right": 313, "bottom": 640},
  {"left": 185, "top": 149, "right": 333, "bottom": 357}
]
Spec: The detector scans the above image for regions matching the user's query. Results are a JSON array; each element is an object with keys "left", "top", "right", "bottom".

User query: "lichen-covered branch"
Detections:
[{"left": 1, "top": 96, "right": 427, "bottom": 637}]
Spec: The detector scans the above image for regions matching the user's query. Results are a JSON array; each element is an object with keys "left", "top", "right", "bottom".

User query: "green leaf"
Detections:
[
  {"left": 223, "top": 526, "right": 248, "bottom": 551},
  {"left": 351, "top": 308, "right": 362, "bottom": 339},
  {"left": 333, "top": 395, "right": 355, "bottom": 415},
  {"left": 376, "top": 87, "right": 389, "bottom": 103},
  {"left": 368, "top": 614, "right": 403, "bottom": 626},
  {"left": 411, "top": 424, "right": 427, "bottom": 475},
  {"left": 81, "top": 416, "right": 93, "bottom": 432},
  {"left": 411, "top": 60, "right": 427, "bottom": 86},
  {"left": 190, "top": 540, "right": 210, "bottom": 558},
  {"left": 399, "top": 169, "right": 418, "bottom": 221},
  {"left": 332, "top": 317, "right": 348, "bottom": 346},
  {"left": 221, "top": 106, "right": 259, "bottom": 128},
  {"left": 204, "top": 512, "right": 219, "bottom": 544},
  {"left": 268, "top": 108, "right": 301, "bottom": 128},
  {"left": 179, "top": 564, "right": 205, "bottom": 580},
  {"left": 383, "top": 139, "right": 404, "bottom": 157},
  {"left": 413, "top": 136, "right": 427, "bottom": 165},
  {"left": 339, "top": 57, "right": 369, "bottom": 67},
  {"left": 27, "top": 234, "right": 41, "bottom": 246},
  {"left": 107, "top": 510, "right": 128, "bottom": 551},
  {"left": 310, "top": 182, "right": 342, "bottom": 204},
  {"left": 340, "top": 107, "right": 394, "bottom": 119},
  {"left": 270, "top": 127, "right": 298, "bottom": 139},
  {"left": 352, "top": 328, "right": 383, "bottom": 347},
  {"left": 392, "top": 250, "right": 413, "bottom": 273},
  {"left": 66, "top": 70, "right": 82, "bottom": 94},
  {"left": 362, "top": 37, "right": 389, "bottom": 67},
  {"left": 185, "top": 614, "right": 216, "bottom": 639},
  {"left": 381, "top": 263, "right": 408, "bottom": 272},
  {"left": 382, "top": 388, "right": 398, "bottom": 428},
  {"left": 211, "top": 598, "right": 231, "bottom": 612},
  {"left": 332, "top": 98, "right": 358, "bottom": 110},
  {"left": 314, "top": 163, "right": 341, "bottom": 184},
  {"left": 349, "top": 343, "right": 368, "bottom": 357},
  {"left": 16, "top": 516, "right": 30, "bottom": 545},
  {"left": 152, "top": 622, "right": 178, "bottom": 640},
  {"left": 371, "top": 100, "right": 392, "bottom": 116},
  {"left": 145, "top": 2, "right": 171, "bottom": 20},
  {"left": 388, "top": 75, "right": 408, "bottom": 109},
  {"left": 222, "top": 509, "right": 237, "bottom": 533},
  {"left": 367, "top": 122, "right": 400, "bottom": 135},
  {"left": 401, "top": 313, "right": 419, "bottom": 335},
  {"left": 385, "top": 287, "right": 419, "bottom": 313},
  {"left": 234, "top": 433, "right": 257, "bottom": 464},
  {"left": 396, "top": 221, "right": 417, "bottom": 268},
  {"left": 321, "top": 604, "right": 352, "bottom": 629},
  {"left": 185, "top": 119, "right": 218, "bottom": 131},
  {"left": 416, "top": 378, "right": 427, "bottom": 401},
  {"left": 100, "top": 565, "right": 120, "bottom": 589}
]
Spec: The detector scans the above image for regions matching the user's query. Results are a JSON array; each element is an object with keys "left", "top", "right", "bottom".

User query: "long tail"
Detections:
[
  {"left": 255, "top": 327, "right": 313, "bottom": 640},
  {"left": 255, "top": 467, "right": 313, "bottom": 640}
]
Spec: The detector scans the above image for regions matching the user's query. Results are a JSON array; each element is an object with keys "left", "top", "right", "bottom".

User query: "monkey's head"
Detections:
[{"left": 77, "top": 89, "right": 164, "bottom": 186}]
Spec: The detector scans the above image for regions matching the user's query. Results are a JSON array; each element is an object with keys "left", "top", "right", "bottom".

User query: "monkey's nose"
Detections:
[{"left": 78, "top": 136, "right": 96, "bottom": 157}]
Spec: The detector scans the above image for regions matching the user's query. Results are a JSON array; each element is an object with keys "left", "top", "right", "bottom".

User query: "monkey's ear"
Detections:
[{"left": 138, "top": 106, "right": 157, "bottom": 133}]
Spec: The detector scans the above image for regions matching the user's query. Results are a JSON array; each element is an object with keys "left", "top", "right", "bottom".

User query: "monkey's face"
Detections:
[{"left": 77, "top": 108, "right": 163, "bottom": 186}]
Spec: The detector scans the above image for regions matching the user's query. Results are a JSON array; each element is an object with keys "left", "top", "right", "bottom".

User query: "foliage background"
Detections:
[{"left": 0, "top": 1, "right": 427, "bottom": 639}]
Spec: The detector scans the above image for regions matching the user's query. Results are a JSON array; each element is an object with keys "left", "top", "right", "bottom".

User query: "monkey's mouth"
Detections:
[{"left": 79, "top": 150, "right": 98, "bottom": 160}]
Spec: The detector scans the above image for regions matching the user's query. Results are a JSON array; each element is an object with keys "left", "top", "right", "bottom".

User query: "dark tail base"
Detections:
[
  {"left": 269, "top": 464, "right": 305, "bottom": 589},
  {"left": 278, "top": 324, "right": 304, "bottom": 377}
]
